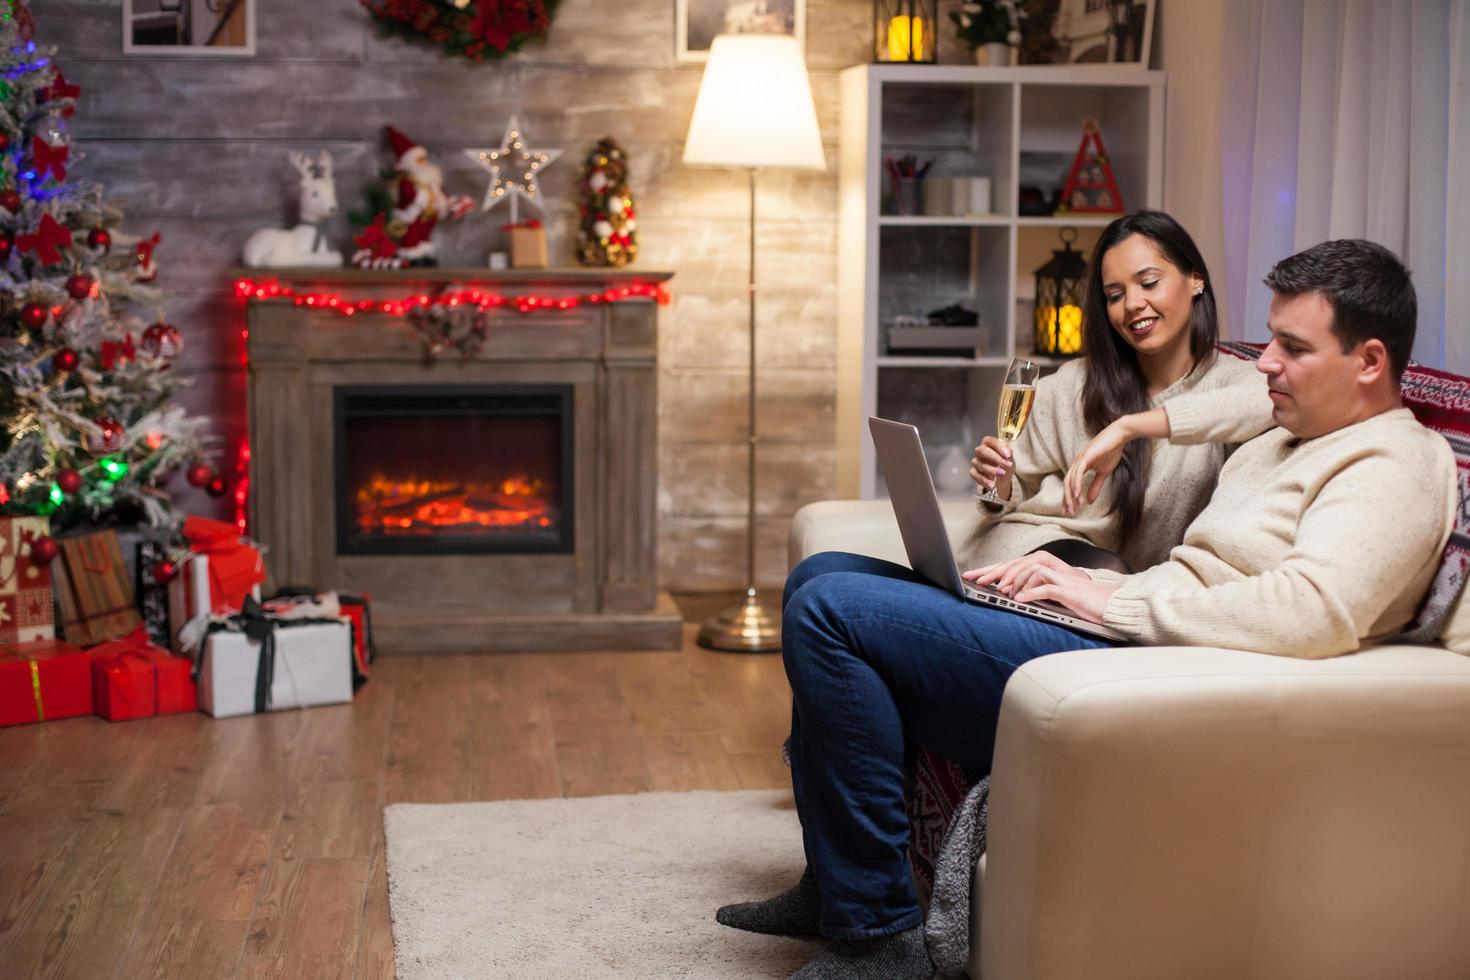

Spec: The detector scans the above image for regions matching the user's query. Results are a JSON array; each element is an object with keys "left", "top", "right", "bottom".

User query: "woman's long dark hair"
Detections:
[{"left": 1080, "top": 210, "right": 1219, "bottom": 544}]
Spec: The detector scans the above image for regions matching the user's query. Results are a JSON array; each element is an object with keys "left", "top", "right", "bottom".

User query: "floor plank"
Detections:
[{"left": 0, "top": 594, "right": 792, "bottom": 978}]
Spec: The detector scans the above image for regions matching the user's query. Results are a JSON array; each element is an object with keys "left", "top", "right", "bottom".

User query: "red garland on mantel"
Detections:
[{"left": 233, "top": 277, "right": 669, "bottom": 316}]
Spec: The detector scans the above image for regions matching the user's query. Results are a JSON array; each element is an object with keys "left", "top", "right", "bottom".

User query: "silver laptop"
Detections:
[{"left": 869, "top": 416, "right": 1128, "bottom": 642}]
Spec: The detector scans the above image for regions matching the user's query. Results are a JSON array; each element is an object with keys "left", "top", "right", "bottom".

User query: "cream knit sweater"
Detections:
[
  {"left": 957, "top": 353, "right": 1273, "bottom": 573},
  {"left": 1102, "top": 407, "right": 1457, "bottom": 658}
]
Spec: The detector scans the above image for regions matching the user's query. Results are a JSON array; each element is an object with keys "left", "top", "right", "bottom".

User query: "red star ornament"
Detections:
[
  {"left": 98, "top": 333, "right": 135, "bottom": 370},
  {"left": 16, "top": 213, "right": 73, "bottom": 266},
  {"left": 31, "top": 137, "right": 68, "bottom": 181}
]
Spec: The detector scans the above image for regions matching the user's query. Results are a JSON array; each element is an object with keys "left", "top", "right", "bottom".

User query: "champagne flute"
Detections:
[{"left": 977, "top": 358, "right": 1040, "bottom": 503}]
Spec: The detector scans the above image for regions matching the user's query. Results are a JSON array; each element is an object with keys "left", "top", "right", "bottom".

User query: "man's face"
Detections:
[{"left": 1256, "top": 290, "right": 1367, "bottom": 438}]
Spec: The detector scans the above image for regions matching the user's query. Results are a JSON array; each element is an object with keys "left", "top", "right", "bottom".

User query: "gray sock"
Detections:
[
  {"left": 789, "top": 925, "right": 934, "bottom": 980},
  {"left": 715, "top": 877, "right": 821, "bottom": 937}
]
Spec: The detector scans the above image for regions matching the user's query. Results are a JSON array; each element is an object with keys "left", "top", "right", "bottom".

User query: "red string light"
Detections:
[{"left": 232, "top": 277, "right": 671, "bottom": 316}]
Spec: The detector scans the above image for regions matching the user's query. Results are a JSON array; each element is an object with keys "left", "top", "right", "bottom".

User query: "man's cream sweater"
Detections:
[
  {"left": 1101, "top": 407, "right": 1457, "bottom": 658},
  {"left": 957, "top": 353, "right": 1272, "bottom": 572}
]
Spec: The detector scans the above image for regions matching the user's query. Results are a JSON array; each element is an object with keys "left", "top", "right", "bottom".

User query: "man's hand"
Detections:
[
  {"left": 970, "top": 436, "right": 1014, "bottom": 500},
  {"left": 962, "top": 551, "right": 1118, "bottom": 624}
]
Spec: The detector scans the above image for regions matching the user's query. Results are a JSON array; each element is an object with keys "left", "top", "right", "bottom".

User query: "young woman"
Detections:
[{"left": 960, "top": 208, "right": 1271, "bottom": 575}]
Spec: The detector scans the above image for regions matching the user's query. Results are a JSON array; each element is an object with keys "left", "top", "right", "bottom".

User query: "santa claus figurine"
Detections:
[{"left": 354, "top": 125, "right": 473, "bottom": 268}]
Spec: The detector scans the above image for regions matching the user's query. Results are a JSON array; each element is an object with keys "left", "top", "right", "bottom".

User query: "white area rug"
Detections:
[{"left": 384, "top": 789, "right": 816, "bottom": 979}]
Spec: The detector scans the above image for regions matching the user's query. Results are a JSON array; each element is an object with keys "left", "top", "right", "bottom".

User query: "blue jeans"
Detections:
[{"left": 781, "top": 551, "right": 1115, "bottom": 940}]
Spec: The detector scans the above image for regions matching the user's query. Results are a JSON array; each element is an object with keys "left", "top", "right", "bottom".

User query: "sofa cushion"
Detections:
[{"left": 1220, "top": 343, "right": 1470, "bottom": 645}]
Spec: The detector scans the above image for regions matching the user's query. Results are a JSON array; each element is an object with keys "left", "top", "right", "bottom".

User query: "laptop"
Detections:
[{"left": 868, "top": 416, "right": 1128, "bottom": 643}]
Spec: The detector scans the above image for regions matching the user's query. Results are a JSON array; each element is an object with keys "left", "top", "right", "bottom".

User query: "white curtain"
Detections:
[{"left": 1220, "top": 0, "right": 1470, "bottom": 372}]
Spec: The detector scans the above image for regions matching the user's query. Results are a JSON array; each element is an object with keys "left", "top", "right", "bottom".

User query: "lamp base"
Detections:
[{"left": 697, "top": 588, "right": 781, "bottom": 653}]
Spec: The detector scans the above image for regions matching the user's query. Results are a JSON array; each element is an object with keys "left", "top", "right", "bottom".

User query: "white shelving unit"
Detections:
[{"left": 836, "top": 64, "right": 1165, "bottom": 499}]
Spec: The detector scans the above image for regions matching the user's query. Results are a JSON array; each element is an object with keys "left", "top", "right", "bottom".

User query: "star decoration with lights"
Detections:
[{"left": 463, "top": 115, "right": 562, "bottom": 223}]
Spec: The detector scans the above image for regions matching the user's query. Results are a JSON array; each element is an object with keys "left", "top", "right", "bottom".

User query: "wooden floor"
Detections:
[{"left": 0, "top": 596, "right": 792, "bottom": 979}]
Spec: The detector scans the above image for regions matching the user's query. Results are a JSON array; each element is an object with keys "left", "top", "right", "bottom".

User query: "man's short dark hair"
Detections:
[{"left": 1263, "top": 239, "right": 1416, "bottom": 382}]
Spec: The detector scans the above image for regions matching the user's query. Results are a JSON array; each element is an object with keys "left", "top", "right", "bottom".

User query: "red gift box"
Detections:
[
  {"left": 183, "top": 515, "right": 266, "bottom": 612},
  {"left": 89, "top": 628, "right": 197, "bottom": 721},
  {"left": 0, "top": 640, "right": 92, "bottom": 726}
]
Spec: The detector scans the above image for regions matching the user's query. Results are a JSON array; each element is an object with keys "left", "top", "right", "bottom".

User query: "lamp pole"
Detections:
[{"left": 698, "top": 167, "right": 781, "bottom": 652}]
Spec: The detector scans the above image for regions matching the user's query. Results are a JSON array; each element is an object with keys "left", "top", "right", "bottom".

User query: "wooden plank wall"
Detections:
[{"left": 38, "top": 0, "right": 973, "bottom": 590}]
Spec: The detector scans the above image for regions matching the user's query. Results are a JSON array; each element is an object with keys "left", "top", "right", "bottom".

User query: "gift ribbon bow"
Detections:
[
  {"left": 31, "top": 137, "right": 68, "bottom": 182},
  {"left": 238, "top": 596, "right": 276, "bottom": 714},
  {"left": 17, "top": 213, "right": 72, "bottom": 266}
]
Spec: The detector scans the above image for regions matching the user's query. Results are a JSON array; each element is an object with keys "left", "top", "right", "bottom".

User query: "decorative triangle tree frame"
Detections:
[{"left": 1057, "top": 117, "right": 1125, "bottom": 214}]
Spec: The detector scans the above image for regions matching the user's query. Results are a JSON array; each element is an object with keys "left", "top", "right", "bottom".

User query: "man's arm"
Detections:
[{"left": 1103, "top": 449, "right": 1452, "bottom": 658}]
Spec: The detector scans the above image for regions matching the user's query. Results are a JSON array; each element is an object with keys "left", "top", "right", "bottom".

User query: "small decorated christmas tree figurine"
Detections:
[
  {"left": 0, "top": 3, "right": 212, "bottom": 533},
  {"left": 576, "top": 138, "right": 638, "bottom": 267}
]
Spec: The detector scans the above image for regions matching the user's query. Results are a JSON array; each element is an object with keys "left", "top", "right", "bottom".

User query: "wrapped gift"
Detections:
[
  {"left": 183, "top": 516, "right": 266, "bottom": 610},
  {"left": 52, "top": 529, "right": 143, "bottom": 646},
  {"left": 168, "top": 552, "right": 264, "bottom": 654},
  {"left": 0, "top": 516, "right": 55, "bottom": 644},
  {"left": 89, "top": 627, "right": 196, "bottom": 721},
  {"left": 0, "top": 640, "right": 92, "bottom": 726},
  {"left": 193, "top": 599, "right": 353, "bottom": 719},
  {"left": 506, "top": 220, "right": 548, "bottom": 269},
  {"left": 264, "top": 589, "right": 374, "bottom": 687}
]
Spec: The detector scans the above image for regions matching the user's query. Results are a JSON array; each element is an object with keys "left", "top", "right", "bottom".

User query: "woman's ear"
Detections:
[{"left": 1189, "top": 274, "right": 1205, "bottom": 298}]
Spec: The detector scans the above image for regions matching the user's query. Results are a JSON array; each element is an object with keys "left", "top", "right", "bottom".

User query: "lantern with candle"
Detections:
[
  {"left": 874, "top": 0, "right": 938, "bottom": 62},
  {"left": 1033, "top": 227, "right": 1087, "bottom": 357}
]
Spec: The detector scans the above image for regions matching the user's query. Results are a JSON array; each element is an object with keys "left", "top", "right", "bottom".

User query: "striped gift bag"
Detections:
[{"left": 53, "top": 530, "right": 143, "bottom": 646}]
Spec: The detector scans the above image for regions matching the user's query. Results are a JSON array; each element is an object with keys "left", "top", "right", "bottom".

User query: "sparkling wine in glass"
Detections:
[{"left": 978, "top": 358, "right": 1039, "bottom": 503}]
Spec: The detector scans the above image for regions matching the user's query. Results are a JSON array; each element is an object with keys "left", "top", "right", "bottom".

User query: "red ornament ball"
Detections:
[
  {"left": 205, "top": 476, "right": 228, "bottom": 498},
  {"left": 87, "top": 227, "right": 111, "bottom": 252},
  {"left": 0, "top": 481, "right": 9, "bottom": 506},
  {"left": 66, "top": 274, "right": 96, "bottom": 300},
  {"left": 152, "top": 560, "right": 177, "bottom": 585},
  {"left": 90, "top": 416, "right": 124, "bottom": 453},
  {"left": 53, "top": 347, "right": 78, "bottom": 372},
  {"left": 0, "top": 233, "right": 11, "bottom": 259},
  {"left": 0, "top": 190, "right": 21, "bottom": 213},
  {"left": 56, "top": 468, "right": 82, "bottom": 495},
  {"left": 29, "top": 535, "right": 58, "bottom": 565},
  {"left": 0, "top": 134, "right": 10, "bottom": 153},
  {"left": 186, "top": 463, "right": 213, "bottom": 488},
  {"left": 141, "top": 321, "right": 183, "bottom": 359},
  {"left": 20, "top": 302, "right": 48, "bottom": 329}
]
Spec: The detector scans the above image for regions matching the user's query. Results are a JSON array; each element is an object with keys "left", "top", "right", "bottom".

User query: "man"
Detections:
[{"left": 716, "top": 239, "right": 1456, "bottom": 980}]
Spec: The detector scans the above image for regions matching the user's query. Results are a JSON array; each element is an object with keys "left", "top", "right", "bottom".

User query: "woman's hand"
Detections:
[
  {"left": 970, "top": 436, "right": 1014, "bottom": 501},
  {"left": 1062, "top": 420, "right": 1131, "bottom": 515},
  {"left": 963, "top": 551, "right": 1116, "bottom": 624}
]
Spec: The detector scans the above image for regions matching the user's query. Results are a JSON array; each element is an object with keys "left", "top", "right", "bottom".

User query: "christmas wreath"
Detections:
[{"left": 359, "top": 0, "right": 560, "bottom": 61}]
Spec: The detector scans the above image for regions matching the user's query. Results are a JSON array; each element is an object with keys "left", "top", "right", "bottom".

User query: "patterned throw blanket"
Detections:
[{"left": 913, "top": 344, "right": 1470, "bottom": 965}]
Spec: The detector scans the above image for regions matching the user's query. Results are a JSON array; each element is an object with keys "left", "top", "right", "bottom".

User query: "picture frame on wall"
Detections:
[
  {"left": 675, "top": 0, "right": 806, "bottom": 64},
  {"left": 1048, "top": 0, "right": 1155, "bottom": 65},
  {"left": 123, "top": 0, "right": 257, "bottom": 57}
]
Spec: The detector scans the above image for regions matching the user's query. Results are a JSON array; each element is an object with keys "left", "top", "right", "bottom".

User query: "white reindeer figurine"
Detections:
[{"left": 242, "top": 150, "right": 343, "bottom": 268}]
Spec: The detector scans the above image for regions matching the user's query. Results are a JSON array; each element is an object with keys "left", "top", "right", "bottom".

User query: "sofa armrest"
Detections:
[
  {"left": 787, "top": 498, "right": 976, "bottom": 571},
  {"left": 978, "top": 643, "right": 1470, "bottom": 980}
]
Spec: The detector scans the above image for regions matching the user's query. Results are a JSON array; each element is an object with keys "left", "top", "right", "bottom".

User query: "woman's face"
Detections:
[{"left": 1099, "top": 233, "right": 1203, "bottom": 360}]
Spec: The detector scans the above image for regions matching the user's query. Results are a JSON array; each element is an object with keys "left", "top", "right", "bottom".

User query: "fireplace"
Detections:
[
  {"left": 244, "top": 267, "right": 678, "bottom": 654},
  {"left": 334, "top": 385, "right": 574, "bottom": 556}
]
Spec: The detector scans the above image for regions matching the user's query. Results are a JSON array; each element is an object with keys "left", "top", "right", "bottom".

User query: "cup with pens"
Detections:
[{"left": 885, "top": 155, "right": 932, "bottom": 216}]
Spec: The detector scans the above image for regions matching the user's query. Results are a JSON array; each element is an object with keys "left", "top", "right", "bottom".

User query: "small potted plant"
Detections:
[{"left": 951, "top": 0, "right": 1026, "bottom": 65}]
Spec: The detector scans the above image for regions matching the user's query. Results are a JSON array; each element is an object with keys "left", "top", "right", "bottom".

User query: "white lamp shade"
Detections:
[{"left": 682, "top": 34, "right": 826, "bottom": 171}]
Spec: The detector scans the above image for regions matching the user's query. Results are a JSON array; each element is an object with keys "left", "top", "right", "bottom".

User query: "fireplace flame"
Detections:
[{"left": 355, "top": 473, "right": 556, "bottom": 534}]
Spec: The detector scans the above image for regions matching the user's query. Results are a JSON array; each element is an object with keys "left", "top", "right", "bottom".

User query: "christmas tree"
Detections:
[
  {"left": 576, "top": 138, "right": 638, "bottom": 267},
  {"left": 0, "top": 3, "right": 211, "bottom": 535}
]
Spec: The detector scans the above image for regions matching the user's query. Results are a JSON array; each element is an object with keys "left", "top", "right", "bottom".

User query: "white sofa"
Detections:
[{"left": 789, "top": 499, "right": 1470, "bottom": 980}]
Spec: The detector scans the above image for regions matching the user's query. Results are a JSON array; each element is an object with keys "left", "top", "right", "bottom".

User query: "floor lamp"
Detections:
[{"left": 683, "top": 34, "right": 826, "bottom": 652}]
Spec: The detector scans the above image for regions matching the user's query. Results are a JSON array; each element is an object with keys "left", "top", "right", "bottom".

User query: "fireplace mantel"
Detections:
[{"left": 242, "top": 267, "right": 679, "bottom": 654}]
